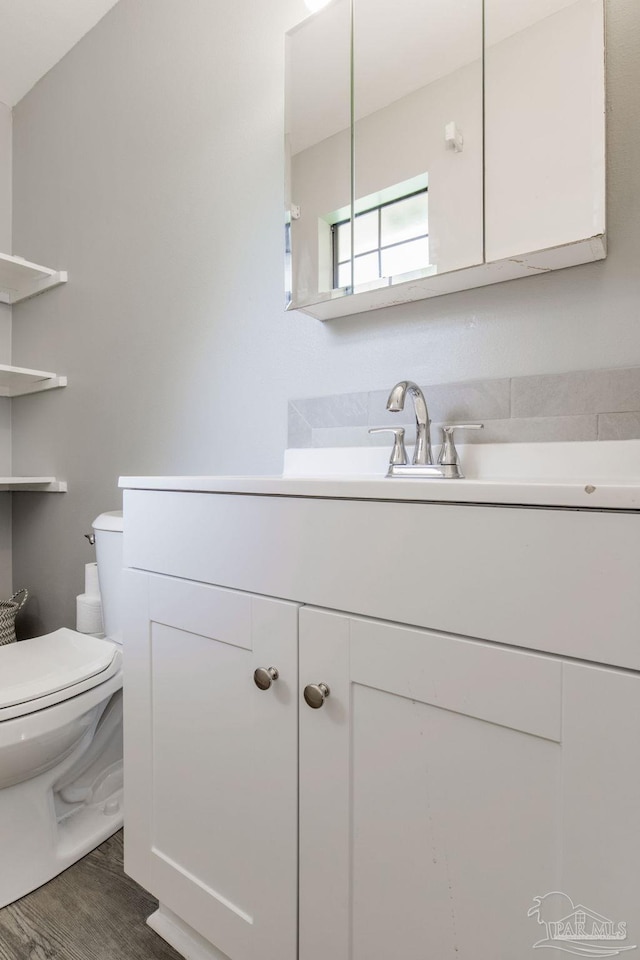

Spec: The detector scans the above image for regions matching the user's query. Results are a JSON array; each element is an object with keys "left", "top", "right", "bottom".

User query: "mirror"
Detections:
[
  {"left": 352, "top": 0, "right": 483, "bottom": 287},
  {"left": 285, "top": 0, "right": 352, "bottom": 311},
  {"left": 286, "top": 0, "right": 605, "bottom": 320},
  {"left": 285, "top": 0, "right": 484, "bottom": 314},
  {"left": 484, "top": 0, "right": 605, "bottom": 262}
]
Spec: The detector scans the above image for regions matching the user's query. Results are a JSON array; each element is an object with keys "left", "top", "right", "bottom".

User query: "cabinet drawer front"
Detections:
[
  {"left": 149, "top": 574, "right": 252, "bottom": 649},
  {"left": 349, "top": 615, "right": 562, "bottom": 741},
  {"left": 124, "top": 489, "right": 640, "bottom": 668}
]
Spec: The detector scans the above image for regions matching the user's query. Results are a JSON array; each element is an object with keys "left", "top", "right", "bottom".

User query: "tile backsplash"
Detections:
[{"left": 288, "top": 366, "right": 640, "bottom": 449}]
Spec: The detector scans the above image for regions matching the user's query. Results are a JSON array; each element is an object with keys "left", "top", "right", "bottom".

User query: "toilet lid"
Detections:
[{"left": 0, "top": 628, "right": 117, "bottom": 709}]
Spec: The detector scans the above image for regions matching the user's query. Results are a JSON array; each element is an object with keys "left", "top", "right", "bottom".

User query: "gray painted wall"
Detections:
[
  {"left": 0, "top": 102, "right": 11, "bottom": 250},
  {"left": 0, "top": 103, "right": 13, "bottom": 596},
  {"left": 9, "top": 0, "right": 640, "bottom": 634}
]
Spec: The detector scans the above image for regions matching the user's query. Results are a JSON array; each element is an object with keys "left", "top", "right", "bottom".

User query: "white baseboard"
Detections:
[{"left": 147, "top": 904, "right": 230, "bottom": 960}]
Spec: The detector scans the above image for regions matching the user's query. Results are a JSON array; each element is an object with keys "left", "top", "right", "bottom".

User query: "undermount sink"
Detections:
[{"left": 119, "top": 439, "right": 640, "bottom": 510}]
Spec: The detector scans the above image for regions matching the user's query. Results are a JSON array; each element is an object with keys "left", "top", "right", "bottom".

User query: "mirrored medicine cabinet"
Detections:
[{"left": 285, "top": 0, "right": 605, "bottom": 321}]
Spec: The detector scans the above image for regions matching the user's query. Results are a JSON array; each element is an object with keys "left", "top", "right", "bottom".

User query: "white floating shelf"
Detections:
[
  {"left": 0, "top": 252, "right": 68, "bottom": 305},
  {"left": 0, "top": 478, "right": 67, "bottom": 492},
  {"left": 0, "top": 364, "right": 67, "bottom": 398}
]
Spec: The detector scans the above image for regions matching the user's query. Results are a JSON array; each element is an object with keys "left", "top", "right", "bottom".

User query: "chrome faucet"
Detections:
[
  {"left": 386, "top": 380, "right": 432, "bottom": 465},
  {"left": 369, "top": 379, "right": 484, "bottom": 478}
]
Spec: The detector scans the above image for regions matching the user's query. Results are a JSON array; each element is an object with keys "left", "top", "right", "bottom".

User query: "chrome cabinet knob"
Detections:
[
  {"left": 303, "top": 682, "right": 330, "bottom": 709},
  {"left": 254, "top": 666, "right": 279, "bottom": 690}
]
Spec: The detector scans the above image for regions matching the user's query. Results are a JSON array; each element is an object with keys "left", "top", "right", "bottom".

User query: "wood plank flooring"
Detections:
[{"left": 0, "top": 831, "right": 183, "bottom": 960}]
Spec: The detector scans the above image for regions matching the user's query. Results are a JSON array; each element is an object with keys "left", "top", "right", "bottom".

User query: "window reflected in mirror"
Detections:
[
  {"left": 332, "top": 180, "right": 429, "bottom": 290},
  {"left": 285, "top": 0, "right": 483, "bottom": 314}
]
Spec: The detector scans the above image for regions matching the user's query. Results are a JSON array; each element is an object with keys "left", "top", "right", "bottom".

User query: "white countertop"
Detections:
[
  {"left": 119, "top": 440, "right": 640, "bottom": 510},
  {"left": 118, "top": 473, "right": 640, "bottom": 509}
]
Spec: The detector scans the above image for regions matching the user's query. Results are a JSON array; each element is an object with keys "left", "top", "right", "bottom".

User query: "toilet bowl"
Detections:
[{"left": 0, "top": 511, "right": 124, "bottom": 908}]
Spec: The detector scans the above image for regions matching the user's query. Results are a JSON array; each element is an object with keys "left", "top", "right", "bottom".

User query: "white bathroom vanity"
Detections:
[{"left": 120, "top": 448, "right": 640, "bottom": 960}]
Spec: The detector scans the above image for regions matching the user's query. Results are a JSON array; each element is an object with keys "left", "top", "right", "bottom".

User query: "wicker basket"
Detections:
[{"left": 0, "top": 589, "right": 28, "bottom": 646}]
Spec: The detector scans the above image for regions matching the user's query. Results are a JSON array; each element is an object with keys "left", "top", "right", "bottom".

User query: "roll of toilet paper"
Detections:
[
  {"left": 76, "top": 593, "right": 104, "bottom": 635},
  {"left": 85, "top": 562, "right": 100, "bottom": 597}
]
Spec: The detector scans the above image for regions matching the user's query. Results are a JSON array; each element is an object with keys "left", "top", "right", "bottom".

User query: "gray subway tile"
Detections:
[
  {"left": 291, "top": 369, "right": 630, "bottom": 450},
  {"left": 311, "top": 426, "right": 375, "bottom": 448},
  {"left": 459, "top": 416, "right": 598, "bottom": 443},
  {"left": 422, "top": 378, "right": 511, "bottom": 422},
  {"left": 309, "top": 417, "right": 596, "bottom": 448},
  {"left": 287, "top": 402, "right": 312, "bottom": 448},
  {"left": 598, "top": 412, "right": 640, "bottom": 441},
  {"left": 368, "top": 390, "right": 415, "bottom": 427},
  {"left": 301, "top": 415, "right": 598, "bottom": 449},
  {"left": 368, "top": 378, "right": 510, "bottom": 427},
  {"left": 512, "top": 367, "right": 640, "bottom": 418},
  {"left": 292, "top": 391, "right": 368, "bottom": 429}
]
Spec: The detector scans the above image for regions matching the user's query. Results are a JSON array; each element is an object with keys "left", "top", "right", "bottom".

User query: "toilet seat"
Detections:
[{"left": 0, "top": 629, "right": 121, "bottom": 722}]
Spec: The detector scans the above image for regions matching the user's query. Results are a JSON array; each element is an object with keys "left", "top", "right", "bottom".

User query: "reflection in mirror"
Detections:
[
  {"left": 286, "top": 0, "right": 604, "bottom": 319},
  {"left": 335, "top": 175, "right": 429, "bottom": 288},
  {"left": 285, "top": 0, "right": 484, "bottom": 314},
  {"left": 484, "top": 0, "right": 605, "bottom": 261},
  {"left": 352, "top": 0, "right": 483, "bottom": 290},
  {"left": 285, "top": 0, "right": 352, "bottom": 310}
]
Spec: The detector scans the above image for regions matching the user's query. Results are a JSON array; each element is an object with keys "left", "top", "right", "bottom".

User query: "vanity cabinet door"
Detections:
[
  {"left": 123, "top": 571, "right": 299, "bottom": 960},
  {"left": 558, "top": 660, "right": 640, "bottom": 943},
  {"left": 299, "top": 608, "right": 640, "bottom": 960}
]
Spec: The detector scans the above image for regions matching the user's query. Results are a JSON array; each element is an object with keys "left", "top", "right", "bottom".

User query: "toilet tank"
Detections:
[{"left": 92, "top": 511, "right": 123, "bottom": 645}]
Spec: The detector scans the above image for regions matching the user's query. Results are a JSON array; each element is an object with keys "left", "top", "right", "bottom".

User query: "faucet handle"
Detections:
[
  {"left": 369, "top": 427, "right": 408, "bottom": 466},
  {"left": 437, "top": 423, "right": 484, "bottom": 471}
]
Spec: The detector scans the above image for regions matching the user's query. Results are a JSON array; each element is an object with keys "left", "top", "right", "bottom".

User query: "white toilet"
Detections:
[{"left": 0, "top": 510, "right": 124, "bottom": 908}]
